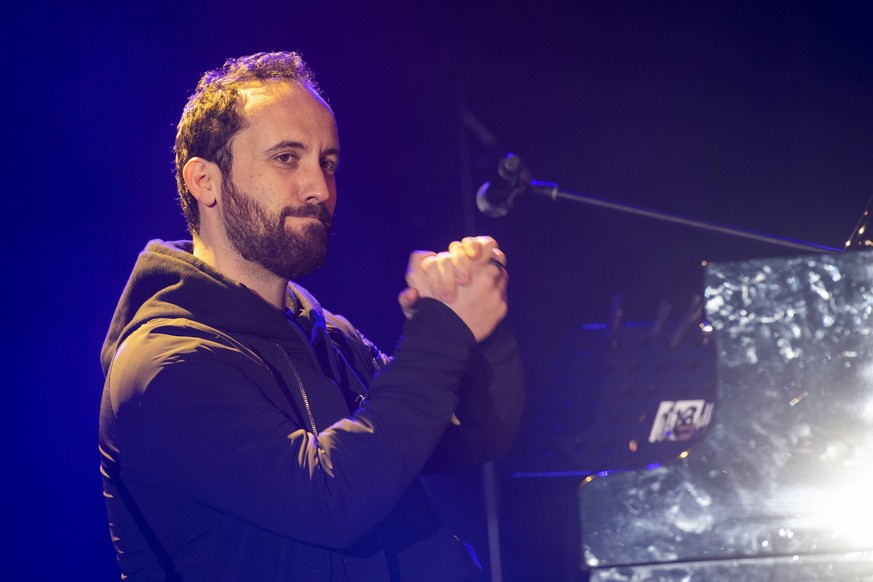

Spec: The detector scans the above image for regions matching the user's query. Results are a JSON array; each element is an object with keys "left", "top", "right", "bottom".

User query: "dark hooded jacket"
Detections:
[{"left": 99, "top": 240, "right": 523, "bottom": 581}]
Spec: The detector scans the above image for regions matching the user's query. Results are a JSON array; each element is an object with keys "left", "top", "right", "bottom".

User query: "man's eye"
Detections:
[
  {"left": 321, "top": 159, "right": 338, "bottom": 174},
  {"left": 276, "top": 153, "right": 297, "bottom": 163}
]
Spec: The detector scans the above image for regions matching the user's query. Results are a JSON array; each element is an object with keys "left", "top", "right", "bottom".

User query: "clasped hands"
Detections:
[{"left": 399, "top": 236, "right": 508, "bottom": 342}]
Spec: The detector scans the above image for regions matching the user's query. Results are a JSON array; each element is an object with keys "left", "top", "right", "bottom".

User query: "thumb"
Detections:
[{"left": 398, "top": 287, "right": 420, "bottom": 319}]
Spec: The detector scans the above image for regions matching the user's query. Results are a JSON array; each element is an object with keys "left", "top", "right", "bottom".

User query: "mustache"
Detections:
[{"left": 280, "top": 204, "right": 332, "bottom": 226}]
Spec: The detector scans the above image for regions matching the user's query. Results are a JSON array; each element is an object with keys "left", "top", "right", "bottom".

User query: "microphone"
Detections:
[{"left": 476, "top": 153, "right": 527, "bottom": 218}]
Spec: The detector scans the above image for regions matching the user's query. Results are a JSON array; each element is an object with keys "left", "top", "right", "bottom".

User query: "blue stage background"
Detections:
[{"left": 4, "top": 2, "right": 872, "bottom": 579}]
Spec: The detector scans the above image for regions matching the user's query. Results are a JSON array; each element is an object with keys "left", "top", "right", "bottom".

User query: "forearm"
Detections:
[
  {"left": 424, "top": 320, "right": 525, "bottom": 472},
  {"left": 302, "top": 299, "right": 476, "bottom": 541}
]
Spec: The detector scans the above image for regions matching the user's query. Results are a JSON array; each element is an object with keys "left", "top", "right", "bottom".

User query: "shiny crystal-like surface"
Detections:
[{"left": 579, "top": 250, "right": 873, "bottom": 578}]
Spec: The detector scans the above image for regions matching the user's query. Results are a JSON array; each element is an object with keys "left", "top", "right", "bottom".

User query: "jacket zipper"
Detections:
[
  {"left": 276, "top": 343, "right": 350, "bottom": 576},
  {"left": 330, "top": 340, "right": 367, "bottom": 406},
  {"left": 275, "top": 343, "right": 319, "bottom": 436}
]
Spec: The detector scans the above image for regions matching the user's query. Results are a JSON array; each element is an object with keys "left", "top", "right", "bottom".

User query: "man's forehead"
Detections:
[{"left": 237, "top": 80, "right": 332, "bottom": 117}]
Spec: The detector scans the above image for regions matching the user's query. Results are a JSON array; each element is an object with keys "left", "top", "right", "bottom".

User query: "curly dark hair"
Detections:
[{"left": 174, "top": 51, "right": 321, "bottom": 235}]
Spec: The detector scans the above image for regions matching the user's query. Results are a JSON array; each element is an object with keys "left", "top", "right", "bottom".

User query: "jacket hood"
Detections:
[{"left": 100, "top": 239, "right": 328, "bottom": 373}]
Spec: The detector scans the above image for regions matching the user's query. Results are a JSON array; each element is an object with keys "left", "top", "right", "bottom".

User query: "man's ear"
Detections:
[{"left": 182, "top": 157, "right": 221, "bottom": 207}]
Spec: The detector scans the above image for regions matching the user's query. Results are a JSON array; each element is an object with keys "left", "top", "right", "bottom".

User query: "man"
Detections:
[{"left": 99, "top": 51, "right": 523, "bottom": 581}]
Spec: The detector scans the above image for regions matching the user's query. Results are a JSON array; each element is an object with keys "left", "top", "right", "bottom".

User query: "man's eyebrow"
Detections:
[
  {"left": 265, "top": 140, "right": 305, "bottom": 154},
  {"left": 265, "top": 141, "right": 340, "bottom": 159}
]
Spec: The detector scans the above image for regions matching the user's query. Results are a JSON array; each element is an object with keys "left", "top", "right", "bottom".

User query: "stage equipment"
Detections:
[
  {"left": 845, "top": 195, "right": 873, "bottom": 249},
  {"left": 476, "top": 154, "right": 843, "bottom": 254},
  {"left": 481, "top": 151, "right": 871, "bottom": 578},
  {"left": 578, "top": 249, "right": 873, "bottom": 580},
  {"left": 511, "top": 294, "right": 717, "bottom": 478}
]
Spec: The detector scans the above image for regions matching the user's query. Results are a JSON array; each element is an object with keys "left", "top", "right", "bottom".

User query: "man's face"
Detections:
[{"left": 220, "top": 81, "right": 340, "bottom": 281}]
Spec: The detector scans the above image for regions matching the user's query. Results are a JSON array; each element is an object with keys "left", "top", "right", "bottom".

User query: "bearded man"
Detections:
[{"left": 98, "top": 51, "right": 523, "bottom": 581}]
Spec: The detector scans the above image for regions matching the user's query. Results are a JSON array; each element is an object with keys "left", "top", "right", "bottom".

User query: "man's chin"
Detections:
[{"left": 285, "top": 217, "right": 331, "bottom": 234}]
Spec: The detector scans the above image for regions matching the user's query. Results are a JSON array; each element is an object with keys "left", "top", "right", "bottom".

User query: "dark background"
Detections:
[{"left": 4, "top": 1, "right": 872, "bottom": 579}]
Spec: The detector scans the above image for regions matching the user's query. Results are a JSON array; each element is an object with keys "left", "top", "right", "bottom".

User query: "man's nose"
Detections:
[{"left": 298, "top": 163, "right": 331, "bottom": 205}]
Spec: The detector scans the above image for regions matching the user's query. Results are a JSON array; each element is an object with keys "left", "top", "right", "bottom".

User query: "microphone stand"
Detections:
[{"left": 526, "top": 180, "right": 843, "bottom": 254}]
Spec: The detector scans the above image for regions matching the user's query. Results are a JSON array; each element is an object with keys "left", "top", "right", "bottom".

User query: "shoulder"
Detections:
[
  {"left": 116, "top": 318, "right": 260, "bottom": 365},
  {"left": 108, "top": 318, "right": 269, "bottom": 405}
]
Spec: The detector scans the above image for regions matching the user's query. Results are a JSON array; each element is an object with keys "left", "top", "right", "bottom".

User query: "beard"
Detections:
[{"left": 222, "top": 176, "right": 332, "bottom": 281}]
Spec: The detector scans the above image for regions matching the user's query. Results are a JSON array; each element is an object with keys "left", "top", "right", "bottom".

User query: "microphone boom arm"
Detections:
[{"left": 527, "top": 180, "right": 842, "bottom": 254}]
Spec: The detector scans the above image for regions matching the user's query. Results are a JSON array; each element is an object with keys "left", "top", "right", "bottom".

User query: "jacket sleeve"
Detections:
[
  {"left": 105, "top": 300, "right": 475, "bottom": 549},
  {"left": 423, "top": 319, "right": 525, "bottom": 472},
  {"left": 329, "top": 312, "right": 525, "bottom": 473}
]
